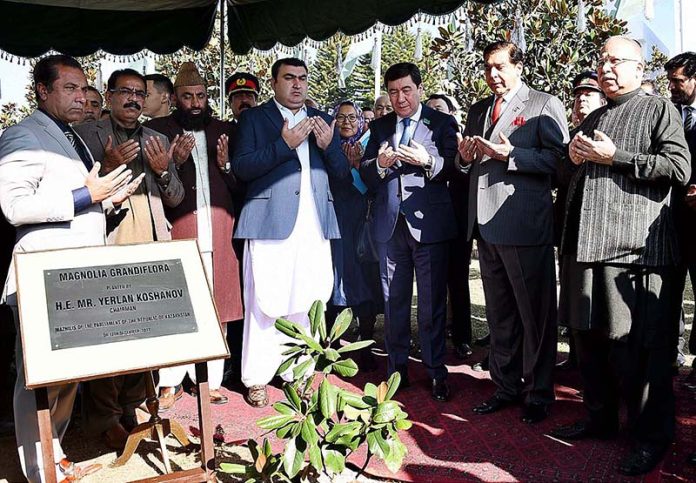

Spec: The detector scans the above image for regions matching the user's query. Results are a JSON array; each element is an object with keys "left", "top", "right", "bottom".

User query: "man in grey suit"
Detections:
[
  {"left": 459, "top": 41, "right": 569, "bottom": 423},
  {"left": 74, "top": 68, "right": 183, "bottom": 450},
  {"left": 232, "top": 58, "right": 350, "bottom": 407},
  {"left": 0, "top": 55, "right": 141, "bottom": 482}
]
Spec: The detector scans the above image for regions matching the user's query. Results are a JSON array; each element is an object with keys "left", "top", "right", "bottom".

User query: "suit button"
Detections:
[
  {"left": 193, "top": 210, "right": 198, "bottom": 215},
  {"left": 295, "top": 190, "right": 300, "bottom": 195},
  {"left": 192, "top": 185, "right": 196, "bottom": 190},
  {"left": 297, "top": 167, "right": 301, "bottom": 171}
]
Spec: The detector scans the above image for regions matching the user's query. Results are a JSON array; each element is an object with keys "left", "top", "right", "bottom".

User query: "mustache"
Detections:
[{"left": 124, "top": 101, "right": 142, "bottom": 110}]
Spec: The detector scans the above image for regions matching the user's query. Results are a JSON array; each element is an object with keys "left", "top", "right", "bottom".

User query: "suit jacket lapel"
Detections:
[
  {"left": 96, "top": 118, "right": 113, "bottom": 151},
  {"left": 34, "top": 111, "right": 89, "bottom": 175},
  {"left": 488, "top": 83, "right": 528, "bottom": 141},
  {"left": 263, "top": 100, "right": 284, "bottom": 133}
]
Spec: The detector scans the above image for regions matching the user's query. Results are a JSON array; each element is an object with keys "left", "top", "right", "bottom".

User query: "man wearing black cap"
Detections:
[
  {"left": 571, "top": 71, "right": 606, "bottom": 127},
  {"left": 226, "top": 72, "right": 260, "bottom": 122}
]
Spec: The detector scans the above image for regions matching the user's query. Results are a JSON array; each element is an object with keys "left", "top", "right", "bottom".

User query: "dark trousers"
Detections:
[
  {"left": 478, "top": 239, "right": 557, "bottom": 404},
  {"left": 448, "top": 234, "right": 473, "bottom": 346},
  {"left": 82, "top": 373, "right": 147, "bottom": 435},
  {"left": 379, "top": 216, "right": 449, "bottom": 381},
  {"left": 674, "top": 261, "right": 696, "bottom": 361}
]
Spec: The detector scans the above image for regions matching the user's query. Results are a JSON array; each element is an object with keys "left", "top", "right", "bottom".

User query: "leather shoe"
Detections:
[
  {"left": 431, "top": 379, "right": 450, "bottom": 402},
  {"left": 550, "top": 420, "right": 618, "bottom": 440},
  {"left": 102, "top": 422, "right": 129, "bottom": 450},
  {"left": 472, "top": 354, "right": 489, "bottom": 372},
  {"left": 454, "top": 343, "right": 473, "bottom": 360},
  {"left": 521, "top": 402, "right": 549, "bottom": 424},
  {"left": 158, "top": 384, "right": 183, "bottom": 411},
  {"left": 473, "top": 395, "right": 514, "bottom": 415},
  {"left": 618, "top": 446, "right": 666, "bottom": 476},
  {"left": 394, "top": 365, "right": 410, "bottom": 390},
  {"left": 58, "top": 458, "right": 102, "bottom": 481},
  {"left": 473, "top": 334, "right": 490, "bottom": 347}
]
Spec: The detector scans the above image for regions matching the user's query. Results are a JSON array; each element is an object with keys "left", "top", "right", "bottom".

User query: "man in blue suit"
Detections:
[
  {"left": 360, "top": 62, "right": 458, "bottom": 401},
  {"left": 232, "top": 58, "right": 350, "bottom": 407}
]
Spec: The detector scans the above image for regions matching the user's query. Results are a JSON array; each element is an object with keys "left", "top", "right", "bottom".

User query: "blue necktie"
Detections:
[{"left": 399, "top": 118, "right": 411, "bottom": 147}]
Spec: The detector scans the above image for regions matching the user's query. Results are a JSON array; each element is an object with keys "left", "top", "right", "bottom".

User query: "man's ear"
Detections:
[{"left": 36, "top": 82, "right": 49, "bottom": 101}]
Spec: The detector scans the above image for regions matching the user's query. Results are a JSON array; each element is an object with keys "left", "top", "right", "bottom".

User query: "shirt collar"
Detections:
[
  {"left": 38, "top": 108, "right": 71, "bottom": 132},
  {"left": 273, "top": 97, "right": 307, "bottom": 117},
  {"left": 498, "top": 81, "right": 523, "bottom": 104},
  {"left": 110, "top": 115, "right": 142, "bottom": 136},
  {"left": 396, "top": 103, "right": 422, "bottom": 124}
]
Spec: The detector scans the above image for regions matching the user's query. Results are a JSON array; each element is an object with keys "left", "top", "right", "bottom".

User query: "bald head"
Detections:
[
  {"left": 598, "top": 36, "right": 644, "bottom": 99},
  {"left": 373, "top": 94, "right": 393, "bottom": 119}
]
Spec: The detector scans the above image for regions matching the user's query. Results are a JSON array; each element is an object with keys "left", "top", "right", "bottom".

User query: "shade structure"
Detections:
[
  {"left": 227, "top": 0, "right": 501, "bottom": 54},
  {"left": 0, "top": 0, "right": 501, "bottom": 58}
]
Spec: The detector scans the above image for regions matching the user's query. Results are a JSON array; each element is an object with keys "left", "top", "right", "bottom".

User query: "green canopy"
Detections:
[{"left": 0, "top": 0, "right": 500, "bottom": 58}]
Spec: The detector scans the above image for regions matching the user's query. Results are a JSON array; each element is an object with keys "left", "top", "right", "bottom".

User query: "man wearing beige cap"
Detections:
[{"left": 146, "top": 62, "right": 243, "bottom": 409}]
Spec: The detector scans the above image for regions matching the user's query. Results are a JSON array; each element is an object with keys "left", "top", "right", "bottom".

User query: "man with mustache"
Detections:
[
  {"left": 225, "top": 72, "right": 259, "bottom": 123},
  {"left": 73, "top": 68, "right": 184, "bottom": 450},
  {"left": 146, "top": 62, "right": 243, "bottom": 409},
  {"left": 79, "top": 86, "right": 103, "bottom": 124},
  {"left": 552, "top": 37, "right": 690, "bottom": 476}
]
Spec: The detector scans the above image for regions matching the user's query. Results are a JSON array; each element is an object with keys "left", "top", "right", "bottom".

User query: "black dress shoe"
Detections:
[
  {"left": 454, "top": 342, "right": 473, "bottom": 360},
  {"left": 394, "top": 365, "right": 410, "bottom": 390},
  {"left": 521, "top": 403, "right": 549, "bottom": 424},
  {"left": 550, "top": 420, "right": 618, "bottom": 440},
  {"left": 618, "top": 446, "right": 666, "bottom": 476},
  {"left": 431, "top": 379, "right": 450, "bottom": 402},
  {"left": 473, "top": 395, "right": 513, "bottom": 415},
  {"left": 472, "top": 354, "right": 489, "bottom": 372},
  {"left": 473, "top": 334, "right": 490, "bottom": 347}
]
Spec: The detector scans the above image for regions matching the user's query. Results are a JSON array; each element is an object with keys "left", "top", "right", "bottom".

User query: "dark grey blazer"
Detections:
[
  {"left": 231, "top": 100, "right": 350, "bottom": 240},
  {"left": 464, "top": 83, "right": 569, "bottom": 246}
]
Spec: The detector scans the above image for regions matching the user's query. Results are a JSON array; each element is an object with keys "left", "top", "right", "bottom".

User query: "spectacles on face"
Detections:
[
  {"left": 110, "top": 87, "right": 147, "bottom": 100},
  {"left": 596, "top": 55, "right": 641, "bottom": 68},
  {"left": 336, "top": 114, "right": 357, "bottom": 123}
]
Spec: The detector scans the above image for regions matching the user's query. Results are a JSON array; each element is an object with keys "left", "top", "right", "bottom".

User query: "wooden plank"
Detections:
[
  {"left": 195, "top": 362, "right": 215, "bottom": 475},
  {"left": 35, "top": 387, "right": 57, "bottom": 483},
  {"left": 130, "top": 467, "right": 209, "bottom": 483}
]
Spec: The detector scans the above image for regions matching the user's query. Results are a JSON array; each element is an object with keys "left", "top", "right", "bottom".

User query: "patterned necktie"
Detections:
[
  {"left": 64, "top": 128, "right": 77, "bottom": 148},
  {"left": 64, "top": 127, "right": 92, "bottom": 170},
  {"left": 491, "top": 96, "right": 504, "bottom": 125},
  {"left": 399, "top": 117, "right": 412, "bottom": 147},
  {"left": 685, "top": 106, "right": 694, "bottom": 131}
]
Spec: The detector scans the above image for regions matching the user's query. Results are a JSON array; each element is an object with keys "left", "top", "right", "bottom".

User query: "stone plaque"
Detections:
[{"left": 44, "top": 259, "right": 197, "bottom": 350}]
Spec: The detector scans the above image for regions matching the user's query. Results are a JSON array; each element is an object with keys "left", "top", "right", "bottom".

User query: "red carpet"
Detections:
[{"left": 168, "top": 349, "right": 696, "bottom": 482}]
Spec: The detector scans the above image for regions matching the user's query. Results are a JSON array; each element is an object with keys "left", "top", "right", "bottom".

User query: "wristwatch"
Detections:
[{"left": 158, "top": 170, "right": 172, "bottom": 188}]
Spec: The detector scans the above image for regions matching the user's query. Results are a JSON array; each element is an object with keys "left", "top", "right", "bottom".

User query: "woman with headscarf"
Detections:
[{"left": 329, "top": 100, "right": 382, "bottom": 371}]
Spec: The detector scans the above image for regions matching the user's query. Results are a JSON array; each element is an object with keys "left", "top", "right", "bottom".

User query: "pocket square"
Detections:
[{"left": 513, "top": 116, "right": 526, "bottom": 126}]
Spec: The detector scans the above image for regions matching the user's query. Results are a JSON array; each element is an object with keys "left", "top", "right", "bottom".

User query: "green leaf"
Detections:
[
  {"left": 281, "top": 345, "right": 303, "bottom": 356},
  {"left": 282, "top": 437, "right": 305, "bottom": 479},
  {"left": 257, "top": 414, "right": 294, "bottom": 430},
  {"left": 319, "top": 378, "right": 337, "bottom": 419},
  {"left": 367, "top": 430, "right": 388, "bottom": 458},
  {"left": 324, "top": 348, "right": 340, "bottom": 362},
  {"left": 219, "top": 463, "right": 249, "bottom": 474},
  {"left": 322, "top": 447, "right": 346, "bottom": 475},
  {"left": 273, "top": 402, "right": 296, "bottom": 416},
  {"left": 331, "top": 358, "right": 358, "bottom": 378},
  {"left": 292, "top": 358, "right": 314, "bottom": 380},
  {"left": 300, "top": 417, "right": 319, "bottom": 446},
  {"left": 384, "top": 438, "right": 408, "bottom": 473},
  {"left": 276, "top": 356, "right": 296, "bottom": 376},
  {"left": 395, "top": 419, "right": 413, "bottom": 430},
  {"left": 329, "top": 308, "right": 353, "bottom": 341},
  {"left": 373, "top": 401, "right": 400, "bottom": 424},
  {"left": 275, "top": 318, "right": 302, "bottom": 338},
  {"left": 325, "top": 421, "right": 362, "bottom": 443},
  {"left": 308, "top": 300, "right": 325, "bottom": 337},
  {"left": 284, "top": 384, "right": 302, "bottom": 411},
  {"left": 308, "top": 442, "right": 323, "bottom": 472},
  {"left": 277, "top": 423, "right": 295, "bottom": 439},
  {"left": 263, "top": 438, "right": 272, "bottom": 457},
  {"left": 364, "top": 382, "right": 378, "bottom": 398},
  {"left": 298, "top": 332, "right": 324, "bottom": 352},
  {"left": 385, "top": 371, "right": 401, "bottom": 400},
  {"left": 336, "top": 339, "right": 374, "bottom": 354},
  {"left": 339, "top": 390, "right": 370, "bottom": 409}
]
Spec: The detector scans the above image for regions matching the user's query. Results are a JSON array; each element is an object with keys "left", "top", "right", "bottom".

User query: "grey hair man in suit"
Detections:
[
  {"left": 0, "top": 54, "right": 142, "bottom": 482},
  {"left": 458, "top": 41, "right": 569, "bottom": 424},
  {"left": 551, "top": 37, "right": 691, "bottom": 476},
  {"left": 232, "top": 58, "right": 350, "bottom": 407},
  {"left": 73, "top": 68, "right": 183, "bottom": 450}
]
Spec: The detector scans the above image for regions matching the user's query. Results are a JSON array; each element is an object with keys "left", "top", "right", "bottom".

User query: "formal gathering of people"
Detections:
[{"left": 0, "top": 34, "right": 695, "bottom": 481}]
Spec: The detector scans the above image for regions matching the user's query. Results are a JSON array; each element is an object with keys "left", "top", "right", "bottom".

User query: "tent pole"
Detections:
[{"left": 219, "top": 0, "right": 226, "bottom": 119}]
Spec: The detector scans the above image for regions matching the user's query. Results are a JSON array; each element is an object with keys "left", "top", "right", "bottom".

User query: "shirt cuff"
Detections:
[
  {"left": 612, "top": 148, "right": 634, "bottom": 168},
  {"left": 72, "top": 187, "right": 93, "bottom": 213}
]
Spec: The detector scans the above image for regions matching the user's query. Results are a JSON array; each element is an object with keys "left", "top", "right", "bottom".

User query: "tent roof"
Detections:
[{"left": 0, "top": 0, "right": 500, "bottom": 58}]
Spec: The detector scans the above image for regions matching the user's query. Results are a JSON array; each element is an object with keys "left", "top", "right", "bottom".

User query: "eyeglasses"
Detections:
[
  {"left": 110, "top": 87, "right": 147, "bottom": 100},
  {"left": 596, "top": 56, "right": 642, "bottom": 68},
  {"left": 336, "top": 114, "right": 358, "bottom": 123}
]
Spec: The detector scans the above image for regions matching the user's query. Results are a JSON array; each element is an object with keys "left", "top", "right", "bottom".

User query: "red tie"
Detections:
[{"left": 491, "top": 96, "right": 503, "bottom": 125}]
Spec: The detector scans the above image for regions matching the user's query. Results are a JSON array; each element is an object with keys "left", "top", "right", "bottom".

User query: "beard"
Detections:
[{"left": 173, "top": 104, "right": 213, "bottom": 131}]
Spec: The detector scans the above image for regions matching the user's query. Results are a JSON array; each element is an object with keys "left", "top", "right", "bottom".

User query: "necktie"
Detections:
[
  {"left": 64, "top": 127, "right": 92, "bottom": 170},
  {"left": 684, "top": 106, "right": 694, "bottom": 131},
  {"left": 64, "top": 128, "right": 77, "bottom": 148},
  {"left": 491, "top": 96, "right": 504, "bottom": 125},
  {"left": 399, "top": 117, "right": 411, "bottom": 147}
]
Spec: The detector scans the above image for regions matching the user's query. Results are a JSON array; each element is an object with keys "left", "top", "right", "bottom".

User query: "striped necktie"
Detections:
[{"left": 684, "top": 106, "right": 694, "bottom": 131}]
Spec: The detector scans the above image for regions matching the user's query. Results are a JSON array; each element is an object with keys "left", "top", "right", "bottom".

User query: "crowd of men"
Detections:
[{"left": 0, "top": 35, "right": 694, "bottom": 481}]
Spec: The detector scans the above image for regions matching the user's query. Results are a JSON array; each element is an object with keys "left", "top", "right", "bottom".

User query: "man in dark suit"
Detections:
[
  {"left": 665, "top": 52, "right": 696, "bottom": 380},
  {"left": 360, "top": 63, "right": 458, "bottom": 401},
  {"left": 232, "top": 58, "right": 350, "bottom": 407},
  {"left": 458, "top": 41, "right": 568, "bottom": 422}
]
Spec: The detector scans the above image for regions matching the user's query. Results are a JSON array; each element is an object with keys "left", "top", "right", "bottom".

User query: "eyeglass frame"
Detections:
[
  {"left": 336, "top": 114, "right": 358, "bottom": 123},
  {"left": 109, "top": 87, "right": 147, "bottom": 100},
  {"left": 596, "top": 56, "right": 643, "bottom": 69}
]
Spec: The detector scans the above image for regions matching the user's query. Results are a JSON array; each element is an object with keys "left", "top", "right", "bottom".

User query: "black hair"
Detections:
[
  {"left": 483, "top": 41, "right": 524, "bottom": 65},
  {"left": 85, "top": 85, "right": 102, "bottom": 100},
  {"left": 665, "top": 52, "right": 696, "bottom": 78},
  {"left": 33, "top": 54, "right": 82, "bottom": 98},
  {"left": 144, "top": 73, "right": 174, "bottom": 95},
  {"left": 271, "top": 58, "right": 308, "bottom": 80},
  {"left": 107, "top": 68, "right": 146, "bottom": 91},
  {"left": 384, "top": 62, "right": 422, "bottom": 88},
  {"left": 426, "top": 94, "right": 455, "bottom": 113}
]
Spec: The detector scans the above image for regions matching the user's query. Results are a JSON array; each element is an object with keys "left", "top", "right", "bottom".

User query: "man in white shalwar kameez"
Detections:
[{"left": 232, "top": 57, "right": 350, "bottom": 406}]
